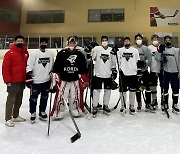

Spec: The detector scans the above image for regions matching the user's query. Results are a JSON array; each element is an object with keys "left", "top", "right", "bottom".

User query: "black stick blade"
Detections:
[
  {"left": 70, "top": 133, "right": 81, "bottom": 143},
  {"left": 165, "top": 110, "right": 170, "bottom": 118}
]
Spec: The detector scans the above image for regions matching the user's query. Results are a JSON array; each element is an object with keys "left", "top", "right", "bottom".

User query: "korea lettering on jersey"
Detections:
[{"left": 64, "top": 55, "right": 78, "bottom": 74}]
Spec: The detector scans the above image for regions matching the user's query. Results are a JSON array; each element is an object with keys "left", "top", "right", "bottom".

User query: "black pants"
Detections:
[{"left": 29, "top": 81, "right": 50, "bottom": 114}]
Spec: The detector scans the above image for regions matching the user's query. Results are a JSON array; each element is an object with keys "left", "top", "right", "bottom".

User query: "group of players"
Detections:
[{"left": 2, "top": 33, "right": 180, "bottom": 127}]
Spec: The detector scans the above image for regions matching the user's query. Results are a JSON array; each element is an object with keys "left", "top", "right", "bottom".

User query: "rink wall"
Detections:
[{"left": 0, "top": 49, "right": 60, "bottom": 59}]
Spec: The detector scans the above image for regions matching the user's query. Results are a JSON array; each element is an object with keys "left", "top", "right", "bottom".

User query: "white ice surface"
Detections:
[{"left": 0, "top": 60, "right": 180, "bottom": 154}]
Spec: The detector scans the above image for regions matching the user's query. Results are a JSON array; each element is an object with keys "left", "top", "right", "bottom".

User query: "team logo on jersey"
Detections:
[
  {"left": 38, "top": 57, "right": 50, "bottom": 68},
  {"left": 67, "top": 55, "right": 77, "bottom": 65},
  {"left": 100, "top": 54, "right": 109, "bottom": 63},
  {"left": 139, "top": 53, "right": 144, "bottom": 56},
  {"left": 122, "top": 53, "right": 133, "bottom": 61}
]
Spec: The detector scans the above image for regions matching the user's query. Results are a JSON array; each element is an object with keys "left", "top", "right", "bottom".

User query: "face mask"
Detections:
[
  {"left": 69, "top": 46, "right": 74, "bottom": 50},
  {"left": 125, "top": 44, "right": 130, "bottom": 48},
  {"left": 16, "top": 43, "right": 23, "bottom": 48},
  {"left": 102, "top": 41, "right": 108, "bottom": 47},
  {"left": 152, "top": 41, "right": 159, "bottom": 46},
  {"left": 40, "top": 45, "right": 47, "bottom": 50},
  {"left": 165, "top": 42, "right": 171, "bottom": 47},
  {"left": 136, "top": 40, "right": 142, "bottom": 45}
]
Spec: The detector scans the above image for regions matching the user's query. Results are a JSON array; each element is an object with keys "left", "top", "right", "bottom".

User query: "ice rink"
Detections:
[{"left": 0, "top": 60, "right": 180, "bottom": 154}]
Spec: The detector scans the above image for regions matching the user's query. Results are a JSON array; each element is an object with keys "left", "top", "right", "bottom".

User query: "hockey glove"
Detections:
[
  {"left": 79, "top": 74, "right": 89, "bottom": 90},
  {"left": 161, "top": 55, "right": 168, "bottom": 63},
  {"left": 111, "top": 68, "right": 117, "bottom": 80},
  {"left": 111, "top": 80, "right": 119, "bottom": 90},
  {"left": 26, "top": 71, "right": 33, "bottom": 89},
  {"left": 137, "top": 68, "right": 142, "bottom": 78},
  {"left": 111, "top": 46, "right": 118, "bottom": 55},
  {"left": 157, "top": 44, "right": 165, "bottom": 53},
  {"left": 137, "top": 60, "right": 146, "bottom": 69},
  {"left": 49, "top": 88, "right": 57, "bottom": 93}
]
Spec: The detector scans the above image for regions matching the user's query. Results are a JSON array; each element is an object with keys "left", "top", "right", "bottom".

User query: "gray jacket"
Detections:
[
  {"left": 133, "top": 45, "right": 152, "bottom": 72},
  {"left": 154, "top": 47, "right": 180, "bottom": 73}
]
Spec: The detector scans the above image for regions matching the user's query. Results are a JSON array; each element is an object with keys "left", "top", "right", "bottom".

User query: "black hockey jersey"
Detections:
[{"left": 53, "top": 48, "right": 88, "bottom": 81}]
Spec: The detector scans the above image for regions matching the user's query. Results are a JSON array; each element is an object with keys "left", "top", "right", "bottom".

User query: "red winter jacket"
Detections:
[{"left": 2, "top": 44, "right": 29, "bottom": 84}]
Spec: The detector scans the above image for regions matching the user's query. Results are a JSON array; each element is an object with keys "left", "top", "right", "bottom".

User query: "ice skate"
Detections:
[
  {"left": 145, "top": 104, "right": 155, "bottom": 113},
  {"left": 172, "top": 104, "right": 179, "bottom": 115},
  {"left": 39, "top": 112, "right": 47, "bottom": 121},
  {"left": 151, "top": 99, "right": 158, "bottom": 110},
  {"left": 103, "top": 105, "right": 110, "bottom": 115},
  {"left": 137, "top": 102, "right": 142, "bottom": 112},
  {"left": 92, "top": 107, "right": 98, "bottom": 118},
  {"left": 120, "top": 107, "right": 126, "bottom": 116},
  {"left": 129, "top": 105, "right": 135, "bottom": 115},
  {"left": 97, "top": 103, "right": 102, "bottom": 110},
  {"left": 30, "top": 112, "right": 36, "bottom": 124}
]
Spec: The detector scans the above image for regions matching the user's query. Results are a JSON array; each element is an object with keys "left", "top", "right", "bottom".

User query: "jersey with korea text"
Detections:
[{"left": 53, "top": 48, "right": 87, "bottom": 82}]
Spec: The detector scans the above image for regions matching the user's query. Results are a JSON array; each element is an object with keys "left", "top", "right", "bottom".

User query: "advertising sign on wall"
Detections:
[{"left": 150, "top": 7, "right": 180, "bottom": 27}]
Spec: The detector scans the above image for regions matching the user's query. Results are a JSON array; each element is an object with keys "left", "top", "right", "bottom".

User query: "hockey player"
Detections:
[
  {"left": 148, "top": 34, "right": 161, "bottom": 110},
  {"left": 92, "top": 36, "right": 117, "bottom": 117},
  {"left": 114, "top": 37, "right": 140, "bottom": 115},
  {"left": 83, "top": 38, "right": 103, "bottom": 110},
  {"left": 133, "top": 33, "right": 153, "bottom": 112},
  {"left": 154, "top": 35, "right": 180, "bottom": 113},
  {"left": 26, "top": 38, "right": 54, "bottom": 123},
  {"left": 51, "top": 36, "right": 88, "bottom": 119}
]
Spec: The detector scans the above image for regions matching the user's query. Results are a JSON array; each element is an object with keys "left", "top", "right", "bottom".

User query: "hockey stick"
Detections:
[
  {"left": 89, "top": 50, "right": 94, "bottom": 113},
  {"left": 62, "top": 97, "right": 81, "bottom": 143},
  {"left": 55, "top": 43, "right": 59, "bottom": 53},
  {"left": 69, "top": 108, "right": 81, "bottom": 143},
  {"left": 47, "top": 92, "right": 53, "bottom": 136},
  {"left": 155, "top": 9, "right": 179, "bottom": 18},
  {"left": 110, "top": 97, "right": 121, "bottom": 111},
  {"left": 113, "top": 46, "right": 126, "bottom": 109},
  {"left": 83, "top": 87, "right": 91, "bottom": 112},
  {"left": 160, "top": 45, "right": 170, "bottom": 118}
]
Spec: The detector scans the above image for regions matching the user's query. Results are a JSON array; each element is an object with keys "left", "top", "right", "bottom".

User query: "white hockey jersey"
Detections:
[
  {"left": 118, "top": 47, "right": 140, "bottom": 76},
  {"left": 92, "top": 46, "right": 116, "bottom": 78},
  {"left": 26, "top": 49, "right": 54, "bottom": 84},
  {"left": 148, "top": 45, "right": 161, "bottom": 73}
]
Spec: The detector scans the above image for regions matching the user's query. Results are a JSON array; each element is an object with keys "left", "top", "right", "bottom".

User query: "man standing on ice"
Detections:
[
  {"left": 91, "top": 36, "right": 117, "bottom": 117},
  {"left": 2, "top": 35, "right": 29, "bottom": 127},
  {"left": 113, "top": 37, "right": 140, "bottom": 115},
  {"left": 148, "top": 34, "right": 161, "bottom": 110},
  {"left": 133, "top": 33, "right": 153, "bottom": 112},
  {"left": 154, "top": 35, "right": 180, "bottom": 114},
  {"left": 26, "top": 38, "right": 54, "bottom": 123},
  {"left": 51, "top": 36, "right": 88, "bottom": 119}
]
